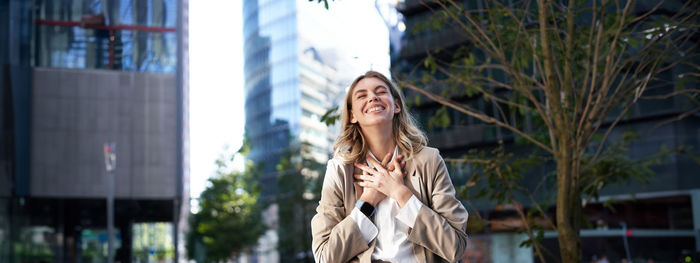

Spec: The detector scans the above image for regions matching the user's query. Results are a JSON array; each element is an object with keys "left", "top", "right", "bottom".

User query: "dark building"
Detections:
[
  {"left": 0, "top": 0, "right": 189, "bottom": 262},
  {"left": 393, "top": 0, "right": 700, "bottom": 262}
]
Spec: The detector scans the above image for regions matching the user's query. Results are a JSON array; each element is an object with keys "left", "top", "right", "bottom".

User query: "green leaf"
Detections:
[{"left": 320, "top": 106, "right": 341, "bottom": 126}]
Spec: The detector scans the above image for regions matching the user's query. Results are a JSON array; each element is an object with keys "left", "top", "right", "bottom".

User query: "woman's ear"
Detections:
[
  {"left": 350, "top": 112, "right": 358, "bottom": 123},
  {"left": 394, "top": 102, "right": 401, "bottom": 114}
]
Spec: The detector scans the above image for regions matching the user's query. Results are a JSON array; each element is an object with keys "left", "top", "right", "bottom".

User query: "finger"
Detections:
[
  {"left": 353, "top": 173, "right": 363, "bottom": 182},
  {"left": 389, "top": 154, "right": 406, "bottom": 170},
  {"left": 380, "top": 152, "right": 392, "bottom": 168},
  {"left": 390, "top": 154, "right": 404, "bottom": 170},
  {"left": 358, "top": 181, "right": 374, "bottom": 188},
  {"left": 391, "top": 156, "right": 404, "bottom": 175},
  {"left": 354, "top": 163, "right": 380, "bottom": 176},
  {"left": 359, "top": 174, "right": 374, "bottom": 182},
  {"left": 365, "top": 155, "right": 388, "bottom": 174}
]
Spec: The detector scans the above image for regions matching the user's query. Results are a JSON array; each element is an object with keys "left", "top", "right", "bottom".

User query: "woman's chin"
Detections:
[{"left": 359, "top": 118, "right": 393, "bottom": 128}]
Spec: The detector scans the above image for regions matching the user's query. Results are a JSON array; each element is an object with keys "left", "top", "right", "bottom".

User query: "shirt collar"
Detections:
[{"left": 366, "top": 146, "right": 399, "bottom": 169}]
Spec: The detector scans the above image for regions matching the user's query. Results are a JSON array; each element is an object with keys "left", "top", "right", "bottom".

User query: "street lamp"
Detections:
[
  {"left": 104, "top": 142, "right": 116, "bottom": 263},
  {"left": 620, "top": 221, "right": 632, "bottom": 261}
]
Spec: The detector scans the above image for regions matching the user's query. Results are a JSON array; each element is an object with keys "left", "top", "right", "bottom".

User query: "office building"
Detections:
[
  {"left": 0, "top": 0, "right": 189, "bottom": 262},
  {"left": 243, "top": 0, "right": 345, "bottom": 197},
  {"left": 393, "top": 0, "right": 700, "bottom": 261}
]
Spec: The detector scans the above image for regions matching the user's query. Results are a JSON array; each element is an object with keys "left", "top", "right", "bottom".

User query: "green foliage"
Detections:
[
  {"left": 427, "top": 106, "right": 452, "bottom": 129},
  {"left": 277, "top": 142, "right": 326, "bottom": 263},
  {"left": 309, "top": 0, "right": 331, "bottom": 10},
  {"left": 320, "top": 106, "right": 341, "bottom": 126},
  {"left": 186, "top": 142, "right": 266, "bottom": 262},
  {"left": 580, "top": 130, "right": 688, "bottom": 203},
  {"left": 460, "top": 142, "right": 548, "bottom": 207}
]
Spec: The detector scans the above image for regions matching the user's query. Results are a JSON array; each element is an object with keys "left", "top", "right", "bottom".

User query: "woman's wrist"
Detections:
[
  {"left": 359, "top": 196, "right": 378, "bottom": 207},
  {"left": 359, "top": 190, "right": 383, "bottom": 207},
  {"left": 392, "top": 186, "right": 413, "bottom": 208}
]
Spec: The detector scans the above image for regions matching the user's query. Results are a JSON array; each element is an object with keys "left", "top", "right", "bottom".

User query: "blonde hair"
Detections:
[{"left": 333, "top": 71, "right": 427, "bottom": 164}]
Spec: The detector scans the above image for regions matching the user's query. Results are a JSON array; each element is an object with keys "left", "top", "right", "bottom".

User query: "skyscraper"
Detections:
[
  {"left": 242, "top": 0, "right": 344, "bottom": 197},
  {"left": 0, "top": 0, "right": 189, "bottom": 262}
]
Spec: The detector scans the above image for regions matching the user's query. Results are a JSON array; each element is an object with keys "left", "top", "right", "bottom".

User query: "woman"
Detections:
[{"left": 311, "top": 71, "right": 468, "bottom": 262}]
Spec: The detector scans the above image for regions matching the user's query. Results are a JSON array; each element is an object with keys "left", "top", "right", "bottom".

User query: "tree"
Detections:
[
  {"left": 276, "top": 142, "right": 326, "bottom": 263},
  {"left": 396, "top": 0, "right": 699, "bottom": 262},
  {"left": 186, "top": 141, "right": 266, "bottom": 262}
]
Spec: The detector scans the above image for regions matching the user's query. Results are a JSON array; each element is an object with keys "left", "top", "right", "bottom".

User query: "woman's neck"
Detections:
[{"left": 363, "top": 124, "right": 396, "bottom": 160}]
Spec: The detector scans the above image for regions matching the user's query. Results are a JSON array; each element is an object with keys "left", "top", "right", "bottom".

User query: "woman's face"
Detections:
[{"left": 349, "top": 77, "right": 401, "bottom": 128}]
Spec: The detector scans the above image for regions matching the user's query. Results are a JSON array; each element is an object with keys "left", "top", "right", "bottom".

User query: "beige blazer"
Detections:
[{"left": 311, "top": 147, "right": 469, "bottom": 263}]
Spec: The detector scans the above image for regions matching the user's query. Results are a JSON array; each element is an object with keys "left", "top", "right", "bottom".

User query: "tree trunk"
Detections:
[{"left": 555, "top": 148, "right": 582, "bottom": 262}]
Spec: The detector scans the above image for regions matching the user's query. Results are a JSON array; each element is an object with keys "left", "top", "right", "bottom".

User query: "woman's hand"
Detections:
[
  {"left": 354, "top": 154, "right": 413, "bottom": 208},
  {"left": 354, "top": 153, "right": 405, "bottom": 207}
]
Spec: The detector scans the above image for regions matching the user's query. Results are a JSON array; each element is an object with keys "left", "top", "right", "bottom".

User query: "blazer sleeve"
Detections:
[
  {"left": 311, "top": 159, "right": 369, "bottom": 263},
  {"left": 407, "top": 152, "right": 469, "bottom": 263}
]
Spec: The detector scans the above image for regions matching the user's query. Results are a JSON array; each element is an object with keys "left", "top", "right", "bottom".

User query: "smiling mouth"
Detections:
[{"left": 366, "top": 105, "right": 385, "bottom": 113}]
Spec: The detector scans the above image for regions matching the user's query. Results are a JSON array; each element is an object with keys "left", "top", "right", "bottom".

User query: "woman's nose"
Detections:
[{"left": 369, "top": 93, "right": 379, "bottom": 102}]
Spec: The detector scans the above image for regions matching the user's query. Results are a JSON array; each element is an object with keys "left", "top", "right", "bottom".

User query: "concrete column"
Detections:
[{"left": 691, "top": 190, "right": 700, "bottom": 252}]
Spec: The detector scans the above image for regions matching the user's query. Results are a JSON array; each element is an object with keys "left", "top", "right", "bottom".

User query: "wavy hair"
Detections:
[{"left": 333, "top": 71, "right": 427, "bottom": 164}]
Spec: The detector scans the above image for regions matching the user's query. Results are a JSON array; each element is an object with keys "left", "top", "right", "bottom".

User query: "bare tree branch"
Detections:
[
  {"left": 641, "top": 89, "right": 700, "bottom": 100},
  {"left": 653, "top": 106, "right": 700, "bottom": 129},
  {"left": 401, "top": 81, "right": 556, "bottom": 154}
]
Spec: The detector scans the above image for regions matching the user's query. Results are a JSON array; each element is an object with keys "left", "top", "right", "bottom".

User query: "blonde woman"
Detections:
[{"left": 311, "top": 71, "right": 468, "bottom": 262}]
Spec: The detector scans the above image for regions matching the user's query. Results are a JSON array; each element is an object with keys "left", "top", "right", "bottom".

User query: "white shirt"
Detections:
[{"left": 349, "top": 147, "right": 424, "bottom": 263}]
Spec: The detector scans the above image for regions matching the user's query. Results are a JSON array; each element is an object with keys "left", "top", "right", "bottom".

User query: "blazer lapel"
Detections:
[
  {"left": 344, "top": 162, "right": 357, "bottom": 217},
  {"left": 403, "top": 159, "right": 425, "bottom": 203}
]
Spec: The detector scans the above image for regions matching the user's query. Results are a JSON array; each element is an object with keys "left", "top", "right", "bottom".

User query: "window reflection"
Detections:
[{"left": 33, "top": 0, "right": 177, "bottom": 73}]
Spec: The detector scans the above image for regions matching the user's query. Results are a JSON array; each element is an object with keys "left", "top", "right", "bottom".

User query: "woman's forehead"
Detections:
[{"left": 353, "top": 78, "right": 389, "bottom": 93}]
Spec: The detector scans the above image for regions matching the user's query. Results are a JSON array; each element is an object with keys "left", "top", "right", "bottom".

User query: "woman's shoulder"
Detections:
[
  {"left": 324, "top": 157, "right": 352, "bottom": 183},
  {"left": 327, "top": 156, "right": 349, "bottom": 168},
  {"left": 408, "top": 146, "right": 443, "bottom": 171},
  {"left": 414, "top": 146, "right": 442, "bottom": 161}
]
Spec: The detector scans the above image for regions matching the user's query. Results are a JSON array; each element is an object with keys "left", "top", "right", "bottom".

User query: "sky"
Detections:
[
  {"left": 189, "top": 0, "right": 394, "bottom": 206},
  {"left": 189, "top": 0, "right": 244, "bottom": 206}
]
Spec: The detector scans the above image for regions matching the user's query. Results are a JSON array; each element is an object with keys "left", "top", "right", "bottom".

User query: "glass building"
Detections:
[
  {"left": 242, "top": 0, "right": 343, "bottom": 197},
  {"left": 0, "top": 0, "right": 189, "bottom": 262}
]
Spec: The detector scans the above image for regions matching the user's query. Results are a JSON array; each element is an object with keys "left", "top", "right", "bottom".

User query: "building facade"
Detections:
[
  {"left": 393, "top": 0, "right": 700, "bottom": 262},
  {"left": 242, "top": 0, "right": 343, "bottom": 197},
  {"left": 243, "top": 0, "right": 382, "bottom": 261},
  {"left": 0, "top": 0, "right": 189, "bottom": 262}
]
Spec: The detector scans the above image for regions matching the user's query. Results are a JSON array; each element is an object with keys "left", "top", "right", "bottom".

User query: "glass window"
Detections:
[{"left": 33, "top": 0, "right": 178, "bottom": 73}]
